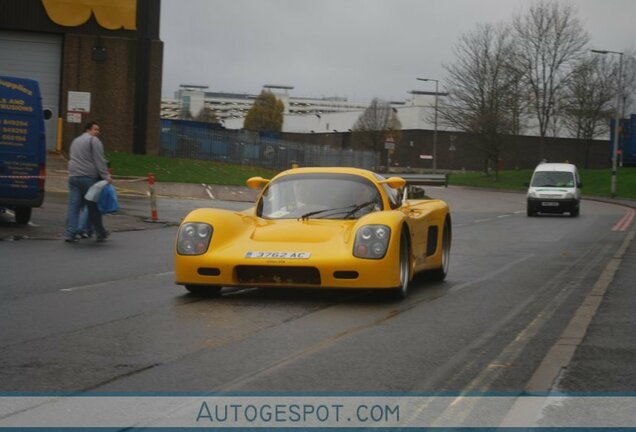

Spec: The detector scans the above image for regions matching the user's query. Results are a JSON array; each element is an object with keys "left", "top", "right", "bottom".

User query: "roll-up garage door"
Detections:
[{"left": 0, "top": 31, "right": 62, "bottom": 151}]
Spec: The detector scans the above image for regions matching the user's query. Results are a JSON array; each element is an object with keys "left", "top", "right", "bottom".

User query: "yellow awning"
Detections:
[{"left": 41, "top": 0, "right": 137, "bottom": 30}]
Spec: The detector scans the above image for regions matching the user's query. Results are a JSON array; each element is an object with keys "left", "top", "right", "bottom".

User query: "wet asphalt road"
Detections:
[{"left": 0, "top": 187, "right": 632, "bottom": 393}]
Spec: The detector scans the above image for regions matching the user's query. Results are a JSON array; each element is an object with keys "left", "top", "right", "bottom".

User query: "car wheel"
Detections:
[
  {"left": 570, "top": 206, "right": 580, "bottom": 217},
  {"left": 392, "top": 235, "right": 411, "bottom": 299},
  {"left": 15, "top": 207, "right": 32, "bottom": 224},
  {"left": 527, "top": 205, "right": 535, "bottom": 217},
  {"left": 185, "top": 285, "right": 222, "bottom": 297},
  {"left": 428, "top": 218, "right": 451, "bottom": 282}
]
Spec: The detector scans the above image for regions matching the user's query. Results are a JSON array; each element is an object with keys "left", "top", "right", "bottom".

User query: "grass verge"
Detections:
[
  {"left": 106, "top": 151, "right": 636, "bottom": 200},
  {"left": 449, "top": 168, "right": 636, "bottom": 200},
  {"left": 107, "top": 152, "right": 278, "bottom": 185}
]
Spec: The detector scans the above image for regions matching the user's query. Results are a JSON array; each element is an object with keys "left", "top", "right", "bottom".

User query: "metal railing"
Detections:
[{"left": 159, "top": 120, "right": 379, "bottom": 171}]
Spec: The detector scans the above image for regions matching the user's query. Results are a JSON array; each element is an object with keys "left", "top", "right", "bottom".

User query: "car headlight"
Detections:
[
  {"left": 354, "top": 225, "right": 391, "bottom": 259},
  {"left": 565, "top": 192, "right": 574, "bottom": 199},
  {"left": 528, "top": 191, "right": 537, "bottom": 198},
  {"left": 177, "top": 222, "right": 213, "bottom": 255}
]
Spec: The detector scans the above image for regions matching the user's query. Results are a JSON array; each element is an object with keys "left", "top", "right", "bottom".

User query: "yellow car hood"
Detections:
[
  {"left": 250, "top": 219, "right": 353, "bottom": 243},
  {"left": 183, "top": 208, "right": 365, "bottom": 248}
]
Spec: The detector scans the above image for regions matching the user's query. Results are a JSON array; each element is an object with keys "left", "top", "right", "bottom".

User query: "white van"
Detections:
[{"left": 526, "top": 163, "right": 582, "bottom": 217}]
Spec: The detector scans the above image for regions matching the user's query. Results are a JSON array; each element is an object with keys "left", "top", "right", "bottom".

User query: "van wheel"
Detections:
[
  {"left": 527, "top": 205, "right": 536, "bottom": 217},
  {"left": 570, "top": 206, "right": 580, "bottom": 217},
  {"left": 185, "top": 285, "right": 222, "bottom": 297},
  {"left": 15, "top": 207, "right": 32, "bottom": 224}
]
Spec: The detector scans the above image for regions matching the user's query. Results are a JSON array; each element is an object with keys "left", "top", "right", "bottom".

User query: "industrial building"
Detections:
[
  {"left": 161, "top": 84, "right": 373, "bottom": 123},
  {"left": 161, "top": 84, "right": 441, "bottom": 133}
]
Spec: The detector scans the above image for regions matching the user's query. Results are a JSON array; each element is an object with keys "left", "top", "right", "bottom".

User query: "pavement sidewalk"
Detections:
[
  {"left": 46, "top": 152, "right": 258, "bottom": 202},
  {"left": 556, "top": 227, "right": 636, "bottom": 392}
]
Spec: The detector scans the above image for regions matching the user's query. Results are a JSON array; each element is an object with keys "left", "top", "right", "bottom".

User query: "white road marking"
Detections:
[
  {"left": 60, "top": 271, "right": 175, "bottom": 292},
  {"left": 514, "top": 210, "right": 524, "bottom": 214},
  {"left": 454, "top": 213, "right": 514, "bottom": 227},
  {"left": 449, "top": 254, "right": 535, "bottom": 293},
  {"left": 202, "top": 183, "right": 215, "bottom": 200},
  {"left": 60, "top": 281, "right": 114, "bottom": 292},
  {"left": 224, "top": 287, "right": 259, "bottom": 296}
]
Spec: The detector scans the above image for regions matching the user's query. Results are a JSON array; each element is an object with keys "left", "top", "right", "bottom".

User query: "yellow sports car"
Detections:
[{"left": 174, "top": 167, "right": 451, "bottom": 298}]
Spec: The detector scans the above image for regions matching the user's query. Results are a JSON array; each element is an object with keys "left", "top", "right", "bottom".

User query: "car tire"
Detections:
[
  {"left": 527, "top": 205, "right": 536, "bottom": 217},
  {"left": 392, "top": 234, "right": 411, "bottom": 299},
  {"left": 570, "top": 206, "right": 580, "bottom": 217},
  {"left": 185, "top": 285, "right": 222, "bottom": 297},
  {"left": 428, "top": 218, "right": 451, "bottom": 282},
  {"left": 15, "top": 207, "right": 32, "bottom": 224}
]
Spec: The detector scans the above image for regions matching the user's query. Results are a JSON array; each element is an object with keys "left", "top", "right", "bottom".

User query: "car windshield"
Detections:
[
  {"left": 257, "top": 173, "right": 383, "bottom": 220},
  {"left": 531, "top": 171, "right": 575, "bottom": 188}
]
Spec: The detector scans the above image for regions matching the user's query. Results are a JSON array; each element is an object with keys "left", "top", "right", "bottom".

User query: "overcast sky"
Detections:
[{"left": 160, "top": 0, "right": 636, "bottom": 103}]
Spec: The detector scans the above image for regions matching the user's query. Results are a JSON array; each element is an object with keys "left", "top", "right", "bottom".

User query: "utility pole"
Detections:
[
  {"left": 591, "top": 49, "right": 624, "bottom": 197},
  {"left": 417, "top": 78, "right": 441, "bottom": 171}
]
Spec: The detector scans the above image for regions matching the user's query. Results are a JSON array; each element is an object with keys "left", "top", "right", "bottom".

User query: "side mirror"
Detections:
[
  {"left": 380, "top": 177, "right": 406, "bottom": 189},
  {"left": 246, "top": 176, "right": 270, "bottom": 190},
  {"left": 577, "top": 182, "right": 583, "bottom": 188},
  {"left": 524, "top": 181, "right": 530, "bottom": 187}
]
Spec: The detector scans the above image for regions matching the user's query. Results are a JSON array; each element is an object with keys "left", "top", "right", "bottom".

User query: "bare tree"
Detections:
[
  {"left": 352, "top": 98, "right": 401, "bottom": 167},
  {"left": 502, "top": 57, "right": 533, "bottom": 169},
  {"left": 503, "top": 65, "right": 532, "bottom": 137},
  {"left": 561, "top": 55, "right": 614, "bottom": 167},
  {"left": 513, "top": 1, "right": 590, "bottom": 156},
  {"left": 439, "top": 23, "right": 518, "bottom": 177}
]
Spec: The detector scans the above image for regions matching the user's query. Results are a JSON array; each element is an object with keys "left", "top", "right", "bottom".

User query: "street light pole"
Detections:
[
  {"left": 591, "top": 49, "right": 624, "bottom": 197},
  {"left": 417, "top": 77, "right": 439, "bottom": 172}
]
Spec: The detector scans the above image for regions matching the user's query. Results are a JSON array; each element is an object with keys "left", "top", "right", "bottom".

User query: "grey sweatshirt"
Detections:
[{"left": 68, "top": 132, "right": 111, "bottom": 180}]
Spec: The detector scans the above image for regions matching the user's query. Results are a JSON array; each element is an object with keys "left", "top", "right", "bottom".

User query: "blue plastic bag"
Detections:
[{"left": 98, "top": 184, "right": 119, "bottom": 214}]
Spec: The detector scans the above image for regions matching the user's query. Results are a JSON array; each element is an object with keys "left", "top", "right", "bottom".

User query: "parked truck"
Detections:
[{"left": 0, "top": 76, "right": 48, "bottom": 224}]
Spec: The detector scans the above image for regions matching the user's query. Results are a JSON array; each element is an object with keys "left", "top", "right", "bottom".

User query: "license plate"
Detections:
[
  {"left": 541, "top": 202, "right": 559, "bottom": 207},
  {"left": 245, "top": 251, "right": 311, "bottom": 259}
]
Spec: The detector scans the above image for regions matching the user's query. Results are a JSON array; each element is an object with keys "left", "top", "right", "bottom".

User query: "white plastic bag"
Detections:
[{"left": 84, "top": 180, "right": 108, "bottom": 202}]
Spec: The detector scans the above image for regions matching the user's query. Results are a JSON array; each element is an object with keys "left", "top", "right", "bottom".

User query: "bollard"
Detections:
[
  {"left": 148, "top": 172, "right": 158, "bottom": 222},
  {"left": 55, "top": 117, "right": 63, "bottom": 154}
]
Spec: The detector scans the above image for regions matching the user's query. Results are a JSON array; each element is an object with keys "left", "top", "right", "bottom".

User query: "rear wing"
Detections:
[
  {"left": 388, "top": 173, "right": 449, "bottom": 203},
  {"left": 397, "top": 173, "right": 449, "bottom": 188}
]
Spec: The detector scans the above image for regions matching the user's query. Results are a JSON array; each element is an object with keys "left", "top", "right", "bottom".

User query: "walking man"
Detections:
[{"left": 64, "top": 121, "right": 111, "bottom": 242}]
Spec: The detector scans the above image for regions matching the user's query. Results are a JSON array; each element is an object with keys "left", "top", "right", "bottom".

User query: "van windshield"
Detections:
[{"left": 531, "top": 171, "right": 575, "bottom": 188}]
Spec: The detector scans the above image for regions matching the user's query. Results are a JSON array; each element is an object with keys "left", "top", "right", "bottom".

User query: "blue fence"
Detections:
[{"left": 160, "top": 119, "right": 378, "bottom": 170}]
